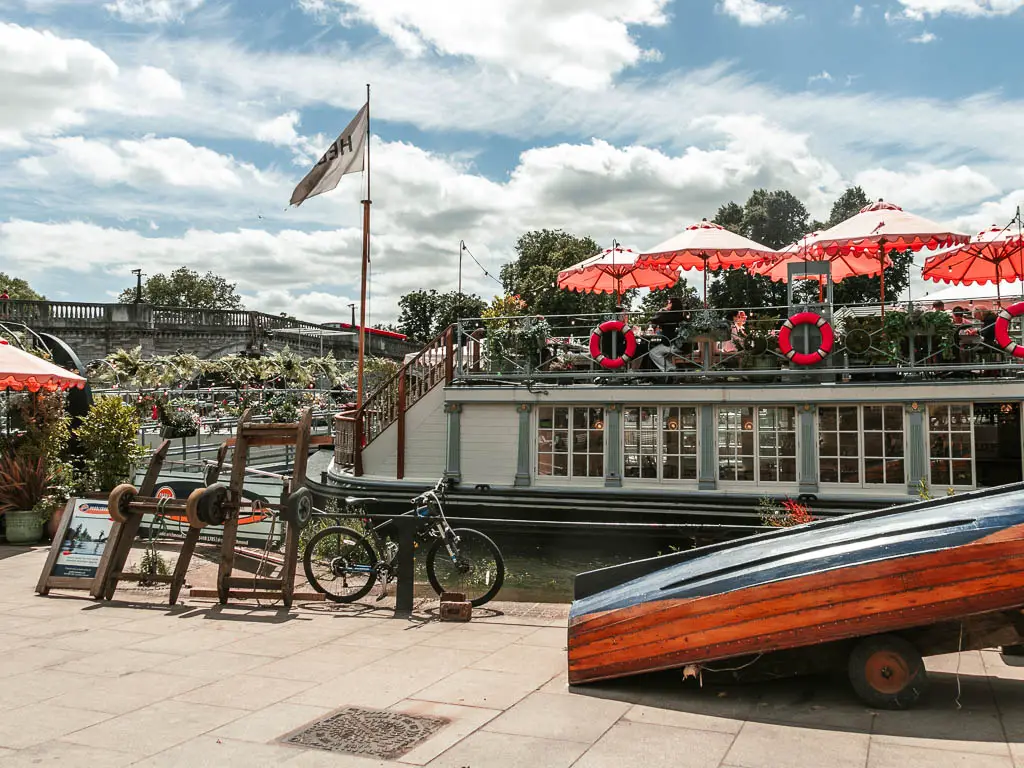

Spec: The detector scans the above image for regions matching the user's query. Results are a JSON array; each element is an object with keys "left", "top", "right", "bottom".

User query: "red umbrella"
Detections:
[
  {"left": 0, "top": 340, "right": 87, "bottom": 392},
  {"left": 810, "top": 200, "right": 969, "bottom": 315},
  {"left": 752, "top": 232, "right": 893, "bottom": 300},
  {"left": 557, "top": 244, "right": 678, "bottom": 308},
  {"left": 922, "top": 223, "right": 1024, "bottom": 306},
  {"left": 637, "top": 219, "right": 776, "bottom": 305}
]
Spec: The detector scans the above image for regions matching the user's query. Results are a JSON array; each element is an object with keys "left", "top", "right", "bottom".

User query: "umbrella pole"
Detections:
[
  {"left": 879, "top": 239, "right": 887, "bottom": 318},
  {"left": 703, "top": 269, "right": 708, "bottom": 308}
]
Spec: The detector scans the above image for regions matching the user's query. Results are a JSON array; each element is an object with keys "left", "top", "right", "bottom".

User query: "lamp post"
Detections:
[
  {"left": 348, "top": 303, "right": 356, "bottom": 327},
  {"left": 131, "top": 269, "right": 144, "bottom": 304}
]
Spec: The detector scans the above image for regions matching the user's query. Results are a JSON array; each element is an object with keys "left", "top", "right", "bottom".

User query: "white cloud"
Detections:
[
  {"left": 255, "top": 111, "right": 301, "bottom": 147},
  {"left": 808, "top": 70, "right": 833, "bottom": 84},
  {"left": 717, "top": 0, "right": 790, "bottom": 26},
  {"left": 296, "top": 0, "right": 669, "bottom": 88},
  {"left": 0, "top": 22, "right": 117, "bottom": 146},
  {"left": 898, "top": 0, "right": 1024, "bottom": 19},
  {"left": 104, "top": 0, "right": 205, "bottom": 24},
  {"left": 851, "top": 4, "right": 865, "bottom": 22},
  {"left": 853, "top": 164, "right": 999, "bottom": 212},
  {"left": 17, "top": 135, "right": 276, "bottom": 190},
  {"left": 0, "top": 22, "right": 184, "bottom": 146},
  {"left": 909, "top": 31, "right": 939, "bottom": 42}
]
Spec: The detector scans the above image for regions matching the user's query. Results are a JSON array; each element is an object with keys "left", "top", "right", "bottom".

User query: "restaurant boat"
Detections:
[
  {"left": 566, "top": 483, "right": 1024, "bottom": 707},
  {"left": 316, "top": 292, "right": 1024, "bottom": 535}
]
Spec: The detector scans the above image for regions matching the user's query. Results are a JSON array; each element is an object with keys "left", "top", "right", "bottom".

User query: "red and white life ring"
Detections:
[
  {"left": 778, "top": 312, "right": 834, "bottom": 366},
  {"left": 589, "top": 320, "right": 638, "bottom": 370},
  {"left": 994, "top": 301, "right": 1024, "bottom": 358}
]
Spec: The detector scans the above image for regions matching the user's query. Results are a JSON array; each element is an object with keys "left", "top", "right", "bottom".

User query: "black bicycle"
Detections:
[{"left": 302, "top": 478, "right": 505, "bottom": 606}]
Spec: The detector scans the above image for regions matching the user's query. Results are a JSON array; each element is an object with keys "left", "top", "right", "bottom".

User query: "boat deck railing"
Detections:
[{"left": 448, "top": 299, "right": 1024, "bottom": 385}]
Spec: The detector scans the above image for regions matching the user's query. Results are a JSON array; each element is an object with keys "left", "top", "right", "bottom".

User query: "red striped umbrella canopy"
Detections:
[
  {"left": 752, "top": 232, "right": 892, "bottom": 283},
  {"left": 922, "top": 225, "right": 1024, "bottom": 286},
  {"left": 557, "top": 245, "right": 678, "bottom": 305},
  {"left": 0, "top": 340, "right": 87, "bottom": 392}
]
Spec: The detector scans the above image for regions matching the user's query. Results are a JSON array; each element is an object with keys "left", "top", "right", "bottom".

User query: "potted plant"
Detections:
[
  {"left": 737, "top": 315, "right": 780, "bottom": 364},
  {"left": 0, "top": 455, "right": 54, "bottom": 544},
  {"left": 75, "top": 396, "right": 147, "bottom": 492},
  {"left": 158, "top": 397, "right": 201, "bottom": 438},
  {"left": 680, "top": 308, "right": 730, "bottom": 343}
]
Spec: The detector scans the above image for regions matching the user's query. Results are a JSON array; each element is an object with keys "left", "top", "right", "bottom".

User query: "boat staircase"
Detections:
[{"left": 336, "top": 326, "right": 458, "bottom": 478}]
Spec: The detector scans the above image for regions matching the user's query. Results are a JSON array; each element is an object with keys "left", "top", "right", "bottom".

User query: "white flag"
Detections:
[{"left": 290, "top": 104, "right": 367, "bottom": 206}]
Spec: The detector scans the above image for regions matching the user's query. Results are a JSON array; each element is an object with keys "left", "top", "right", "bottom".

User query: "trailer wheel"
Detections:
[{"left": 848, "top": 635, "right": 928, "bottom": 709}]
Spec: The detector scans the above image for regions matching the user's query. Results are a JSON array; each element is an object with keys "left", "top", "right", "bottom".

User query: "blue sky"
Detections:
[{"left": 2, "top": 0, "right": 1024, "bottom": 323}]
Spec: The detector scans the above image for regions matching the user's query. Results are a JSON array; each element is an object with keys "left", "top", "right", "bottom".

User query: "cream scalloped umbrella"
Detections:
[
  {"left": 810, "top": 200, "right": 969, "bottom": 315},
  {"left": 637, "top": 219, "right": 777, "bottom": 305}
]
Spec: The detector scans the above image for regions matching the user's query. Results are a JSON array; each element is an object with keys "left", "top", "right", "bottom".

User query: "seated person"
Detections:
[
  {"left": 649, "top": 297, "right": 685, "bottom": 372},
  {"left": 932, "top": 300, "right": 946, "bottom": 313},
  {"left": 951, "top": 306, "right": 969, "bottom": 325}
]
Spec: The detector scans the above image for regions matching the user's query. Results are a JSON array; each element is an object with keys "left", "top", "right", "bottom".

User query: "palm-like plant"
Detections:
[{"left": 0, "top": 455, "right": 54, "bottom": 514}]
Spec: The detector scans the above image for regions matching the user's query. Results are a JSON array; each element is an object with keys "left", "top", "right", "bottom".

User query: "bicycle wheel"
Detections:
[
  {"left": 426, "top": 528, "right": 505, "bottom": 607},
  {"left": 303, "top": 525, "right": 378, "bottom": 602}
]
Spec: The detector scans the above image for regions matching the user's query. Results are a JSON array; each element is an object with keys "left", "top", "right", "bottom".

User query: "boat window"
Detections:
[
  {"left": 820, "top": 405, "right": 904, "bottom": 486},
  {"left": 622, "top": 406, "right": 698, "bottom": 481},
  {"left": 536, "top": 406, "right": 604, "bottom": 479},
  {"left": 717, "top": 406, "right": 795, "bottom": 484},
  {"left": 928, "top": 404, "right": 974, "bottom": 488}
]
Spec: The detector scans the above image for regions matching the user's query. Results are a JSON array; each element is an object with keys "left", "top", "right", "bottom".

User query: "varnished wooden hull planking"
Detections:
[{"left": 568, "top": 484, "right": 1024, "bottom": 684}]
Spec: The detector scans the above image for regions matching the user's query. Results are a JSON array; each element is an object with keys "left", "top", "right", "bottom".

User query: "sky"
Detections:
[{"left": 2, "top": 0, "right": 1024, "bottom": 325}]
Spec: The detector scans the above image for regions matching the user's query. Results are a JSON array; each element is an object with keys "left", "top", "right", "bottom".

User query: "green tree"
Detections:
[
  {"left": 499, "top": 230, "right": 611, "bottom": 317},
  {"left": 396, "top": 289, "right": 487, "bottom": 343},
  {"left": 118, "top": 267, "right": 244, "bottom": 309},
  {"left": 707, "top": 190, "right": 807, "bottom": 310},
  {"left": 713, "top": 202, "right": 744, "bottom": 234},
  {"left": 0, "top": 273, "right": 43, "bottom": 300},
  {"left": 638, "top": 279, "right": 701, "bottom": 319}
]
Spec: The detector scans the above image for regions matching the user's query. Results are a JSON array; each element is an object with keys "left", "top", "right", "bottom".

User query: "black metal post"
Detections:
[
  {"left": 394, "top": 515, "right": 415, "bottom": 613},
  {"left": 132, "top": 268, "right": 143, "bottom": 304}
]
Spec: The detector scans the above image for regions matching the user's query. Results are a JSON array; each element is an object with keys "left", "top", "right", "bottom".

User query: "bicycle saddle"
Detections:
[{"left": 345, "top": 496, "right": 379, "bottom": 506}]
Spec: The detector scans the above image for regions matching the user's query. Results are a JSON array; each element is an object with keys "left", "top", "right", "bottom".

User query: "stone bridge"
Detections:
[{"left": 0, "top": 300, "right": 419, "bottom": 363}]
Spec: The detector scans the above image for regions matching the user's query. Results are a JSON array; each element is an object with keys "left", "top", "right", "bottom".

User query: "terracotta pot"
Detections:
[{"left": 46, "top": 504, "right": 64, "bottom": 541}]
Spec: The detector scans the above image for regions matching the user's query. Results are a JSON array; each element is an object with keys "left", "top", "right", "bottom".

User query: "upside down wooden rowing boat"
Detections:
[{"left": 568, "top": 484, "right": 1024, "bottom": 707}]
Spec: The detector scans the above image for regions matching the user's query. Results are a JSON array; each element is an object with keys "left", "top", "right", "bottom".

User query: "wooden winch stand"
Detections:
[
  {"left": 214, "top": 407, "right": 313, "bottom": 608},
  {"left": 93, "top": 407, "right": 315, "bottom": 607},
  {"left": 90, "top": 439, "right": 202, "bottom": 603}
]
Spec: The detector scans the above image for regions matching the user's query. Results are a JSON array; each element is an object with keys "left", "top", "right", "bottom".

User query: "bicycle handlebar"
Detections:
[{"left": 411, "top": 476, "right": 449, "bottom": 507}]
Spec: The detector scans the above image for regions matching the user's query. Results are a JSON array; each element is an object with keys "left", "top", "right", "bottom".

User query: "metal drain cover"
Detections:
[{"left": 283, "top": 706, "right": 448, "bottom": 759}]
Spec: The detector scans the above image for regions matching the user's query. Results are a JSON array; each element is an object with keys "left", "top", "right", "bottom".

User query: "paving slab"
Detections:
[
  {"left": 725, "top": 722, "right": 870, "bottom": 768},
  {"left": 411, "top": 667, "right": 545, "bottom": 710},
  {"left": 423, "top": 730, "right": 588, "bottom": 768},
  {"left": 867, "top": 742, "right": 1015, "bottom": 768},
  {"left": 573, "top": 720, "right": 736, "bottom": 768},
  {"left": 483, "top": 691, "right": 630, "bottom": 744}
]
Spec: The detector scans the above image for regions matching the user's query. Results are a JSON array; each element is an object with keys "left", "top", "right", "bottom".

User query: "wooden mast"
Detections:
[{"left": 357, "top": 83, "right": 371, "bottom": 408}]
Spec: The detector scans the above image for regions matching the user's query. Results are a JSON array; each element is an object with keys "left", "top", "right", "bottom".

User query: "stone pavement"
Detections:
[{"left": 2, "top": 545, "right": 1023, "bottom": 767}]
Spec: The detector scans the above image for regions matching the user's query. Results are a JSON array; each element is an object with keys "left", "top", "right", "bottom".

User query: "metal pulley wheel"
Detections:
[
  {"left": 282, "top": 487, "right": 313, "bottom": 529},
  {"left": 197, "top": 483, "right": 230, "bottom": 526}
]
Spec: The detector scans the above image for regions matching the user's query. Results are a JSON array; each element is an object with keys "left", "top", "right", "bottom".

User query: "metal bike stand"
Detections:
[{"left": 394, "top": 515, "right": 415, "bottom": 613}]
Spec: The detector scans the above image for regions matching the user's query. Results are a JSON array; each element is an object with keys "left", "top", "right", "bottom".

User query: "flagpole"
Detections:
[{"left": 357, "top": 83, "right": 371, "bottom": 409}]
